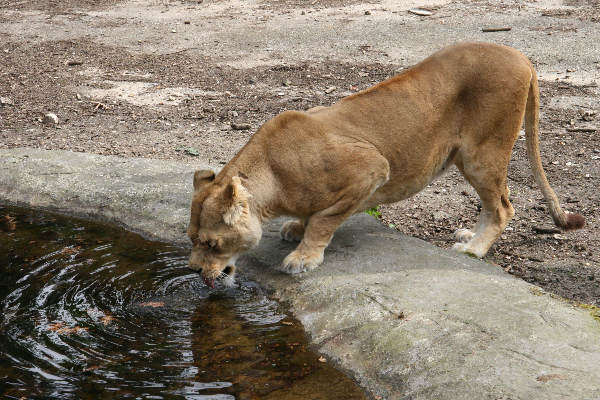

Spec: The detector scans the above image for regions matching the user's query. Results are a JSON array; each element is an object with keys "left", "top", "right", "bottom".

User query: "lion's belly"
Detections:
[
  {"left": 363, "top": 149, "right": 455, "bottom": 209},
  {"left": 374, "top": 175, "right": 432, "bottom": 204}
]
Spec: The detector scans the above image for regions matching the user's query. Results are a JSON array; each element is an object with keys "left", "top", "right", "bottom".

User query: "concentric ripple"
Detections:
[{"left": 0, "top": 206, "right": 365, "bottom": 399}]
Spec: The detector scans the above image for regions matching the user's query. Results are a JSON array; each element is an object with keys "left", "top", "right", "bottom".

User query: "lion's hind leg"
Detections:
[
  {"left": 453, "top": 149, "right": 515, "bottom": 258},
  {"left": 453, "top": 176, "right": 515, "bottom": 258}
]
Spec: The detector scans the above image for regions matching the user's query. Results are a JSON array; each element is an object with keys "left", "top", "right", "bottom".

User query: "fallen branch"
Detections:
[
  {"left": 566, "top": 127, "right": 597, "bottom": 133},
  {"left": 533, "top": 226, "right": 562, "bottom": 234},
  {"left": 482, "top": 27, "right": 512, "bottom": 32},
  {"left": 408, "top": 8, "right": 433, "bottom": 17}
]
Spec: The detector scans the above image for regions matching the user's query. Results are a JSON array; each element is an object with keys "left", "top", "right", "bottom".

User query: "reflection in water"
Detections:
[{"left": 0, "top": 206, "right": 365, "bottom": 399}]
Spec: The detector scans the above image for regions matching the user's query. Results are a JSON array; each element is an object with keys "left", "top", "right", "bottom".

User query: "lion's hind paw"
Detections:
[
  {"left": 452, "top": 241, "right": 486, "bottom": 258},
  {"left": 454, "top": 228, "right": 475, "bottom": 243}
]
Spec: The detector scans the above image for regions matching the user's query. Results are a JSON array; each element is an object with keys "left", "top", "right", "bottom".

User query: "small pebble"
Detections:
[
  {"left": 231, "top": 122, "right": 251, "bottom": 130},
  {"left": 43, "top": 113, "right": 58, "bottom": 126},
  {"left": 364, "top": 10, "right": 371, "bottom": 15}
]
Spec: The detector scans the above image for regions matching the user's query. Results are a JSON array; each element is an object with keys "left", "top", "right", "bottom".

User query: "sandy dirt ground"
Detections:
[{"left": 1, "top": 0, "right": 599, "bottom": 305}]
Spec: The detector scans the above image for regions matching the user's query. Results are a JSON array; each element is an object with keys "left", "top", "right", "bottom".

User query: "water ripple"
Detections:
[{"left": 0, "top": 206, "right": 366, "bottom": 400}]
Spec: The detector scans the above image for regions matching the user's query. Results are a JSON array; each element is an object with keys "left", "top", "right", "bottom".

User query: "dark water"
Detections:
[{"left": 0, "top": 206, "right": 366, "bottom": 400}]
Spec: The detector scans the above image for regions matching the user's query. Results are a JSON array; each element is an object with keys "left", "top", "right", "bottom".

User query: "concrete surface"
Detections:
[
  {"left": 2, "top": 0, "right": 599, "bottom": 85},
  {"left": 1, "top": 148, "right": 599, "bottom": 400}
]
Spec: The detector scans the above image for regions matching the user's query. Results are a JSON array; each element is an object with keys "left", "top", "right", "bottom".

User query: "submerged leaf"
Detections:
[
  {"left": 1, "top": 215, "right": 16, "bottom": 231},
  {"left": 140, "top": 301, "right": 164, "bottom": 308}
]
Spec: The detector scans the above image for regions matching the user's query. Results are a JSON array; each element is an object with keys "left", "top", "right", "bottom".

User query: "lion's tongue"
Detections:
[{"left": 203, "top": 277, "right": 215, "bottom": 288}]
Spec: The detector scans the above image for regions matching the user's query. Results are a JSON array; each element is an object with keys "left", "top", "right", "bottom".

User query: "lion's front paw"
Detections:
[
  {"left": 454, "top": 228, "right": 475, "bottom": 243},
  {"left": 280, "top": 220, "right": 305, "bottom": 242},
  {"left": 279, "top": 249, "right": 324, "bottom": 274}
]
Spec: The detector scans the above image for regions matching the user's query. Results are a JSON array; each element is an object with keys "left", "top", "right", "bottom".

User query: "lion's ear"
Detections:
[
  {"left": 223, "top": 176, "right": 250, "bottom": 226},
  {"left": 193, "top": 169, "right": 215, "bottom": 191}
]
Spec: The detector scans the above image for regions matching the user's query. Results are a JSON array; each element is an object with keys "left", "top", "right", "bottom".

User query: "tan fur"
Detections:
[{"left": 187, "top": 42, "right": 584, "bottom": 284}]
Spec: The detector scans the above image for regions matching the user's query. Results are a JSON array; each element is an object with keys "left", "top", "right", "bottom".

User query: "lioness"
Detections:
[{"left": 187, "top": 42, "right": 584, "bottom": 287}]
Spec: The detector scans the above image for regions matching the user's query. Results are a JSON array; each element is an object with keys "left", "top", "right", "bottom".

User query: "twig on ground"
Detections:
[
  {"left": 533, "top": 226, "right": 562, "bottom": 234},
  {"left": 482, "top": 27, "right": 512, "bottom": 32},
  {"left": 566, "top": 127, "right": 597, "bottom": 133}
]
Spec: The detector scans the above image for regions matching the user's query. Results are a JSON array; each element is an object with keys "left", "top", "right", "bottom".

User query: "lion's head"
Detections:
[{"left": 187, "top": 170, "right": 262, "bottom": 287}]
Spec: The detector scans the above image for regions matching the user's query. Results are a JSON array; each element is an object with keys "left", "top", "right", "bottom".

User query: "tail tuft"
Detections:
[{"left": 564, "top": 213, "right": 585, "bottom": 231}]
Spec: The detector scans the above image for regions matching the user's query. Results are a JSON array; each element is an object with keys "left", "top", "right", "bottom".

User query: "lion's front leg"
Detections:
[
  {"left": 279, "top": 213, "right": 336, "bottom": 274},
  {"left": 279, "top": 151, "right": 390, "bottom": 274}
]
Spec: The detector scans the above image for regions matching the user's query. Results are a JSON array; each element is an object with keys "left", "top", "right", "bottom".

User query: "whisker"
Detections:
[{"left": 217, "top": 271, "right": 230, "bottom": 280}]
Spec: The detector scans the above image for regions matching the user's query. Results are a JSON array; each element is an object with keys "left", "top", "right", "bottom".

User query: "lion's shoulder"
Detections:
[{"left": 257, "top": 110, "right": 324, "bottom": 140}]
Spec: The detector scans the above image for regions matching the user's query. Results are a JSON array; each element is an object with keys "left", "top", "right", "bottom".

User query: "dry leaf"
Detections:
[
  {"left": 61, "top": 246, "right": 81, "bottom": 256},
  {"left": 101, "top": 313, "right": 115, "bottom": 326},
  {"left": 48, "top": 322, "right": 88, "bottom": 335},
  {"left": 1, "top": 215, "right": 16, "bottom": 231},
  {"left": 318, "top": 356, "right": 326, "bottom": 363},
  {"left": 536, "top": 374, "right": 564, "bottom": 383},
  {"left": 48, "top": 322, "right": 64, "bottom": 331},
  {"left": 141, "top": 301, "right": 164, "bottom": 308}
]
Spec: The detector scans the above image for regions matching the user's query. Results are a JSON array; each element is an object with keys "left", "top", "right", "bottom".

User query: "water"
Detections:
[{"left": 0, "top": 206, "right": 366, "bottom": 399}]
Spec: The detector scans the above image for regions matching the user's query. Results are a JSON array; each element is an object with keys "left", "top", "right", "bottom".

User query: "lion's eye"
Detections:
[{"left": 198, "top": 239, "right": 219, "bottom": 251}]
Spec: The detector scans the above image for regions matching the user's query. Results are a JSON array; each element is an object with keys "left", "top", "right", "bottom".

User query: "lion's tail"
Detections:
[{"left": 524, "top": 66, "right": 585, "bottom": 230}]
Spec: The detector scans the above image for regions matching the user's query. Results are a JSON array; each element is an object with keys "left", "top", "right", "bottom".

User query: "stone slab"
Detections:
[{"left": 0, "top": 148, "right": 599, "bottom": 400}]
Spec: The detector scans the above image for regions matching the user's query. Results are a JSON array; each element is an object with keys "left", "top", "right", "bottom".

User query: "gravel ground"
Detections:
[{"left": 1, "top": 0, "right": 599, "bottom": 305}]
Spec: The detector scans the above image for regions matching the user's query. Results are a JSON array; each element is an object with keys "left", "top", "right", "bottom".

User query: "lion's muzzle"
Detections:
[{"left": 189, "top": 255, "right": 235, "bottom": 288}]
